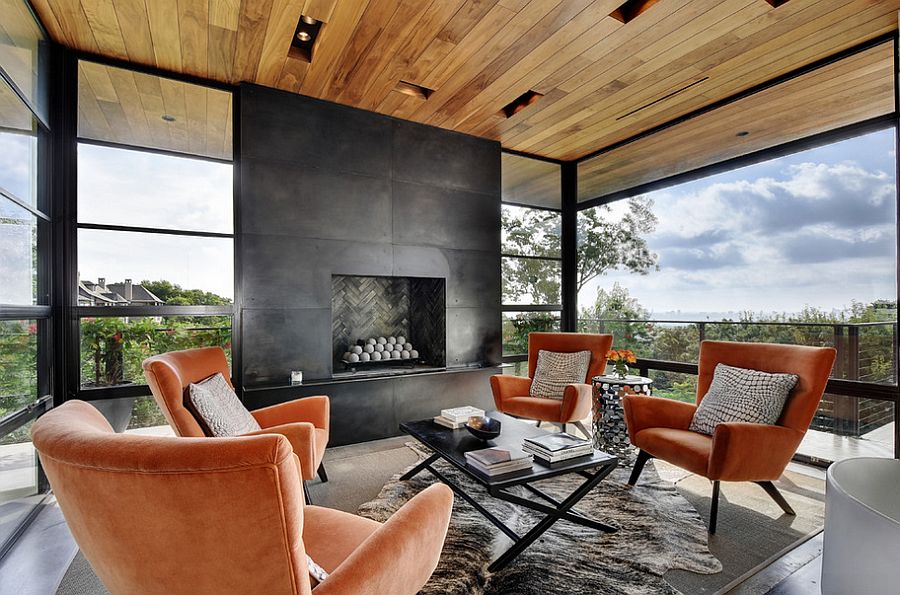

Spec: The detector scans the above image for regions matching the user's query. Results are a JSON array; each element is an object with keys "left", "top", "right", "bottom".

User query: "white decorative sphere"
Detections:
[
  {"left": 397, "top": 336, "right": 406, "bottom": 345},
  {"left": 364, "top": 344, "right": 374, "bottom": 353},
  {"left": 366, "top": 338, "right": 377, "bottom": 345},
  {"left": 360, "top": 352, "right": 370, "bottom": 362},
  {"left": 401, "top": 350, "right": 410, "bottom": 359},
  {"left": 377, "top": 337, "right": 387, "bottom": 345},
  {"left": 391, "top": 350, "right": 402, "bottom": 359},
  {"left": 351, "top": 345, "right": 363, "bottom": 355},
  {"left": 343, "top": 352, "right": 352, "bottom": 360},
  {"left": 374, "top": 343, "right": 385, "bottom": 352},
  {"left": 371, "top": 351, "right": 382, "bottom": 361},
  {"left": 348, "top": 353, "right": 360, "bottom": 363},
  {"left": 388, "top": 337, "right": 397, "bottom": 345},
  {"left": 410, "top": 350, "right": 419, "bottom": 358},
  {"left": 403, "top": 343, "right": 413, "bottom": 351}
]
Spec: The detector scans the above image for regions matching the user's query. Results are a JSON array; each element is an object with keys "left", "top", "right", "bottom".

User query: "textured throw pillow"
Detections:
[
  {"left": 530, "top": 349, "right": 592, "bottom": 400},
  {"left": 689, "top": 363, "right": 799, "bottom": 435},
  {"left": 188, "top": 373, "right": 261, "bottom": 437},
  {"left": 308, "top": 556, "right": 329, "bottom": 585}
]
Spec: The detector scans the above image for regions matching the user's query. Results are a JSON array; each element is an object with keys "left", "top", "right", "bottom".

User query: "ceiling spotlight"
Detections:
[
  {"left": 736, "top": 130, "right": 750, "bottom": 137},
  {"left": 301, "top": 15, "right": 316, "bottom": 25},
  {"left": 296, "top": 31, "right": 311, "bottom": 42},
  {"left": 161, "top": 114, "right": 176, "bottom": 122}
]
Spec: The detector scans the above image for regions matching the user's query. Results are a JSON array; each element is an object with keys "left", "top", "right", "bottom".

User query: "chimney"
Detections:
[
  {"left": 124, "top": 279, "right": 133, "bottom": 302},
  {"left": 98, "top": 278, "right": 106, "bottom": 290}
]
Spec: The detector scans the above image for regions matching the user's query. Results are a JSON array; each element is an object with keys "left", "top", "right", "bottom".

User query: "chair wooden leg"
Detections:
[
  {"left": 755, "top": 481, "right": 796, "bottom": 516},
  {"left": 318, "top": 462, "right": 328, "bottom": 483},
  {"left": 628, "top": 450, "right": 652, "bottom": 486},
  {"left": 573, "top": 420, "right": 591, "bottom": 440},
  {"left": 536, "top": 420, "right": 542, "bottom": 428},
  {"left": 709, "top": 480, "right": 720, "bottom": 534},
  {"left": 303, "top": 481, "right": 312, "bottom": 505}
]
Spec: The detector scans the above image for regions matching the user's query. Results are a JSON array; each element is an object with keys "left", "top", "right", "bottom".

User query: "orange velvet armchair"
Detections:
[
  {"left": 490, "top": 332, "right": 613, "bottom": 438},
  {"left": 32, "top": 400, "right": 453, "bottom": 595},
  {"left": 142, "top": 347, "right": 329, "bottom": 502},
  {"left": 623, "top": 340, "right": 836, "bottom": 533}
]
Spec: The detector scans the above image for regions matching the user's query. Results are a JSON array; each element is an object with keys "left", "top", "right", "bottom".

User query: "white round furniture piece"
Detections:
[{"left": 822, "top": 457, "right": 900, "bottom": 595}]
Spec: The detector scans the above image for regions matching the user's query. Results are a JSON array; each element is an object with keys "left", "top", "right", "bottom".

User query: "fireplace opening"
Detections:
[{"left": 331, "top": 274, "right": 446, "bottom": 377}]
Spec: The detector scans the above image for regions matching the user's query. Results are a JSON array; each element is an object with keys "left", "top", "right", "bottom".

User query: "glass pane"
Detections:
[
  {"left": 78, "top": 229, "right": 234, "bottom": 305},
  {"left": 0, "top": 319, "right": 37, "bottom": 416},
  {"left": 502, "top": 205, "right": 561, "bottom": 258},
  {"left": 502, "top": 361, "right": 529, "bottom": 377},
  {"left": 502, "top": 256, "right": 560, "bottom": 306},
  {"left": 0, "top": 199, "right": 35, "bottom": 305},
  {"left": 0, "top": 77, "right": 38, "bottom": 207},
  {"left": 0, "top": 418, "right": 39, "bottom": 547},
  {"left": 647, "top": 369, "right": 698, "bottom": 404},
  {"left": 126, "top": 396, "right": 174, "bottom": 435},
  {"left": 501, "top": 153, "right": 561, "bottom": 209},
  {"left": 78, "top": 61, "right": 233, "bottom": 161},
  {"left": 78, "top": 143, "right": 233, "bottom": 234},
  {"left": 799, "top": 398, "right": 894, "bottom": 463},
  {"left": 79, "top": 316, "right": 232, "bottom": 388},
  {"left": 502, "top": 311, "right": 561, "bottom": 356},
  {"left": 0, "top": 0, "right": 48, "bottom": 121}
]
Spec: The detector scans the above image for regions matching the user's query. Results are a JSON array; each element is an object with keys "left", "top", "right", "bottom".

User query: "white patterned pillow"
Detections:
[
  {"left": 530, "top": 350, "right": 592, "bottom": 400},
  {"left": 308, "top": 556, "right": 329, "bottom": 585},
  {"left": 690, "top": 363, "right": 799, "bottom": 435},
  {"left": 188, "top": 373, "right": 261, "bottom": 437}
]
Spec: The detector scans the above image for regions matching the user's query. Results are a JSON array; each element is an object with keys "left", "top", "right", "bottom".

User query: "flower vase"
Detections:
[{"left": 613, "top": 363, "right": 629, "bottom": 380}]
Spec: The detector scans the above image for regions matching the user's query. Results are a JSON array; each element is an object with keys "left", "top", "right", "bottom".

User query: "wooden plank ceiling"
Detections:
[
  {"left": 577, "top": 41, "right": 896, "bottom": 201},
  {"left": 30, "top": 0, "right": 900, "bottom": 166},
  {"left": 77, "top": 62, "right": 233, "bottom": 160}
]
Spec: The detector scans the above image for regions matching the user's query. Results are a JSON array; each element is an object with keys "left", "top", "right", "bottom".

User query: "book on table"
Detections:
[
  {"left": 433, "top": 416, "right": 465, "bottom": 429},
  {"left": 523, "top": 432, "right": 594, "bottom": 464},
  {"left": 464, "top": 446, "right": 533, "bottom": 476},
  {"left": 440, "top": 406, "right": 485, "bottom": 423},
  {"left": 523, "top": 443, "right": 594, "bottom": 464}
]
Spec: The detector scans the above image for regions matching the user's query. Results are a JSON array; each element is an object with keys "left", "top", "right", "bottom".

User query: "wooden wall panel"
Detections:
[{"left": 29, "top": 0, "right": 900, "bottom": 165}]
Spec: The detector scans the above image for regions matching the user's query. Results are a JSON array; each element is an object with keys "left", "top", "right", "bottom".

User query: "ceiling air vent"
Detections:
[
  {"left": 395, "top": 80, "right": 434, "bottom": 101},
  {"left": 610, "top": 0, "right": 662, "bottom": 24},
  {"left": 502, "top": 90, "right": 543, "bottom": 118},
  {"left": 289, "top": 15, "right": 323, "bottom": 63}
]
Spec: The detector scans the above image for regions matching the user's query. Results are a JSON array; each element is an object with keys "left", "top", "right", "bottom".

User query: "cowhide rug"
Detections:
[{"left": 357, "top": 443, "right": 721, "bottom": 595}]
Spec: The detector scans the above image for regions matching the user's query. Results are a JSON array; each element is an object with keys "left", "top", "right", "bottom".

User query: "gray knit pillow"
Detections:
[
  {"left": 530, "top": 350, "right": 591, "bottom": 400},
  {"left": 188, "top": 373, "right": 260, "bottom": 437},
  {"left": 690, "top": 363, "right": 799, "bottom": 435}
]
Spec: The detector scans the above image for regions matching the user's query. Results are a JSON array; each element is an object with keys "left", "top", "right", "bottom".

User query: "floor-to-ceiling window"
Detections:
[
  {"left": 500, "top": 153, "right": 563, "bottom": 375},
  {"left": 74, "top": 61, "right": 234, "bottom": 433},
  {"left": 0, "top": 0, "right": 51, "bottom": 556}
]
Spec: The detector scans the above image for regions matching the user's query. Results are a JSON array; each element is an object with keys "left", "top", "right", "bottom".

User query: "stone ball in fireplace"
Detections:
[
  {"left": 359, "top": 352, "right": 370, "bottom": 362},
  {"left": 364, "top": 344, "right": 374, "bottom": 353},
  {"left": 366, "top": 338, "right": 377, "bottom": 345},
  {"left": 377, "top": 337, "right": 387, "bottom": 345},
  {"left": 403, "top": 343, "right": 413, "bottom": 351},
  {"left": 401, "top": 350, "right": 410, "bottom": 359},
  {"left": 391, "top": 350, "right": 402, "bottom": 359},
  {"left": 371, "top": 351, "right": 382, "bottom": 361},
  {"left": 397, "top": 336, "right": 406, "bottom": 345},
  {"left": 388, "top": 337, "right": 397, "bottom": 345},
  {"left": 351, "top": 345, "right": 363, "bottom": 355},
  {"left": 374, "top": 343, "right": 385, "bottom": 352},
  {"left": 348, "top": 353, "right": 360, "bottom": 363},
  {"left": 410, "top": 350, "right": 419, "bottom": 358}
]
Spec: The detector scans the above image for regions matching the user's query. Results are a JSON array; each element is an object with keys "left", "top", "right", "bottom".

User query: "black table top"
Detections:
[{"left": 400, "top": 411, "right": 618, "bottom": 490}]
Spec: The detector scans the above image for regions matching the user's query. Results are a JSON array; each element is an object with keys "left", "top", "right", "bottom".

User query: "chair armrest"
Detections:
[
  {"left": 560, "top": 383, "right": 592, "bottom": 422},
  {"left": 251, "top": 395, "right": 329, "bottom": 430},
  {"left": 243, "top": 422, "right": 318, "bottom": 480},
  {"left": 490, "top": 375, "right": 533, "bottom": 409},
  {"left": 622, "top": 395, "right": 696, "bottom": 441},
  {"left": 316, "top": 484, "right": 454, "bottom": 595},
  {"left": 709, "top": 422, "right": 804, "bottom": 481}
]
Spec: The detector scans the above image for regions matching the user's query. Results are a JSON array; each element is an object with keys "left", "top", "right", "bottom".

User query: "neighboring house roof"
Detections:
[
  {"left": 78, "top": 280, "right": 164, "bottom": 306},
  {"left": 107, "top": 283, "right": 164, "bottom": 304}
]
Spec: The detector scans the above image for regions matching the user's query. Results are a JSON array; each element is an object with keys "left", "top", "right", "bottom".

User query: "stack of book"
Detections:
[
  {"left": 464, "top": 446, "right": 533, "bottom": 477},
  {"left": 433, "top": 406, "right": 485, "bottom": 429},
  {"left": 522, "top": 432, "right": 594, "bottom": 466}
]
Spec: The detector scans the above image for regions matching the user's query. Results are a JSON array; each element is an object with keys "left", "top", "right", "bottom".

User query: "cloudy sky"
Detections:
[{"left": 579, "top": 128, "right": 898, "bottom": 317}]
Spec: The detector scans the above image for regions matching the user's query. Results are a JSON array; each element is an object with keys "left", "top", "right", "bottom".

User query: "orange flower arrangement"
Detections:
[{"left": 606, "top": 349, "right": 637, "bottom": 378}]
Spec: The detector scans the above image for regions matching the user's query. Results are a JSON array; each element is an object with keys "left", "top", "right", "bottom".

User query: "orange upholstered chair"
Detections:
[
  {"left": 490, "top": 332, "right": 613, "bottom": 438},
  {"left": 142, "top": 347, "right": 329, "bottom": 501},
  {"left": 32, "top": 400, "right": 453, "bottom": 595},
  {"left": 623, "top": 340, "right": 836, "bottom": 533}
]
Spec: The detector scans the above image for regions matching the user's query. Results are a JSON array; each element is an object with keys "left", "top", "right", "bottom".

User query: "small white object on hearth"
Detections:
[
  {"left": 359, "top": 352, "right": 370, "bottom": 362},
  {"left": 351, "top": 345, "right": 363, "bottom": 355},
  {"left": 374, "top": 343, "right": 385, "bottom": 352},
  {"left": 377, "top": 337, "right": 387, "bottom": 345},
  {"left": 371, "top": 351, "right": 382, "bottom": 361},
  {"left": 364, "top": 344, "right": 374, "bottom": 353}
]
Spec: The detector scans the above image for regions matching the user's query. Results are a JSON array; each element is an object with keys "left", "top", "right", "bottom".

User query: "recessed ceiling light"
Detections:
[
  {"left": 161, "top": 114, "right": 176, "bottom": 122},
  {"left": 296, "top": 31, "right": 311, "bottom": 42},
  {"left": 301, "top": 15, "right": 316, "bottom": 25},
  {"left": 736, "top": 130, "right": 750, "bottom": 137}
]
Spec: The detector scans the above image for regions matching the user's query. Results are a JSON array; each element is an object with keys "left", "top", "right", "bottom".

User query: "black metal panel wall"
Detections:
[{"left": 239, "top": 85, "right": 501, "bottom": 442}]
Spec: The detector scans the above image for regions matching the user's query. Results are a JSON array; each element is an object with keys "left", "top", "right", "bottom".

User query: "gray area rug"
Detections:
[{"left": 357, "top": 443, "right": 722, "bottom": 595}]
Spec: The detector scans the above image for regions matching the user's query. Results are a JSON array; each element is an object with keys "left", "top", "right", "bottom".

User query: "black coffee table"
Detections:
[{"left": 399, "top": 411, "right": 619, "bottom": 571}]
